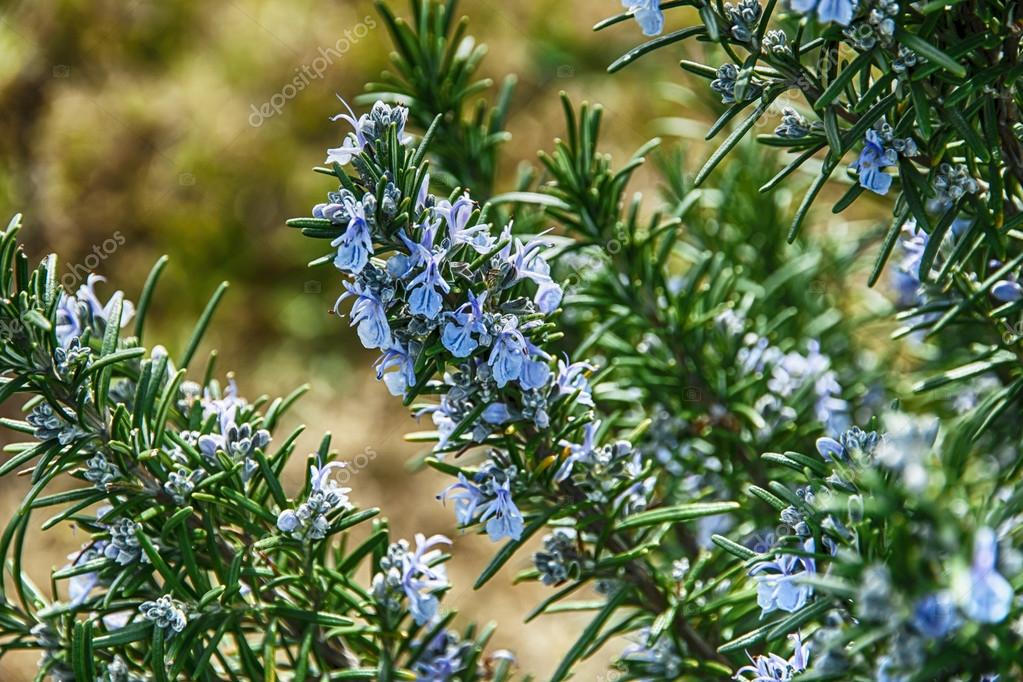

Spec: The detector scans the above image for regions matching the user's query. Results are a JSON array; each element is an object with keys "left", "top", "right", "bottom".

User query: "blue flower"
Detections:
[
  {"left": 435, "top": 194, "right": 495, "bottom": 254},
  {"left": 621, "top": 0, "right": 664, "bottom": 36},
  {"left": 520, "top": 340, "right": 552, "bottom": 390},
  {"left": 414, "top": 172, "right": 431, "bottom": 214},
  {"left": 438, "top": 474, "right": 484, "bottom": 526},
  {"left": 330, "top": 193, "right": 374, "bottom": 274},
  {"left": 488, "top": 316, "right": 528, "bottom": 387},
  {"left": 911, "top": 591, "right": 959, "bottom": 639},
  {"left": 439, "top": 466, "right": 523, "bottom": 542},
  {"left": 402, "top": 224, "right": 450, "bottom": 319},
  {"left": 65, "top": 544, "right": 105, "bottom": 606},
  {"left": 501, "top": 229, "right": 564, "bottom": 314},
  {"left": 402, "top": 534, "right": 452, "bottom": 625},
  {"left": 734, "top": 632, "right": 809, "bottom": 681},
  {"left": 851, "top": 129, "right": 897, "bottom": 195},
  {"left": 441, "top": 290, "right": 488, "bottom": 357},
  {"left": 478, "top": 477, "right": 524, "bottom": 541},
  {"left": 326, "top": 97, "right": 371, "bottom": 166},
  {"left": 337, "top": 280, "right": 391, "bottom": 349},
  {"left": 374, "top": 344, "right": 417, "bottom": 396},
  {"left": 749, "top": 539, "right": 816, "bottom": 615},
  {"left": 481, "top": 402, "right": 513, "bottom": 425},
  {"left": 553, "top": 356, "right": 595, "bottom": 406},
  {"left": 276, "top": 461, "right": 352, "bottom": 541},
  {"left": 413, "top": 629, "right": 469, "bottom": 681},
  {"left": 55, "top": 274, "right": 135, "bottom": 348},
  {"left": 555, "top": 421, "right": 600, "bottom": 482},
  {"left": 789, "top": 0, "right": 855, "bottom": 25},
  {"left": 960, "top": 527, "right": 1014, "bottom": 624}
]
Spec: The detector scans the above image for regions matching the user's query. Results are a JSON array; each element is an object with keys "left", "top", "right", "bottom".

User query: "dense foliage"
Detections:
[
  {"left": 287, "top": 1, "right": 1023, "bottom": 680},
  {"left": 0, "top": 215, "right": 516, "bottom": 681}
]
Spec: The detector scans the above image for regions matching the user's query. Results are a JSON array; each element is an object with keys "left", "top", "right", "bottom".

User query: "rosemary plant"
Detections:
[
  {"left": 0, "top": 215, "right": 517, "bottom": 681},
  {"left": 289, "top": 1, "right": 1023, "bottom": 680}
]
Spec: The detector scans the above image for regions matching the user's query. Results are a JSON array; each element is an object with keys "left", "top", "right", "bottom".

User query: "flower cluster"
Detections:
[
  {"left": 439, "top": 460, "right": 524, "bottom": 542},
  {"left": 139, "top": 595, "right": 188, "bottom": 636},
  {"left": 195, "top": 380, "right": 271, "bottom": 480},
  {"left": 298, "top": 100, "right": 659, "bottom": 548},
  {"left": 276, "top": 461, "right": 352, "bottom": 541},
  {"left": 734, "top": 633, "right": 809, "bottom": 682},
  {"left": 732, "top": 318, "right": 848, "bottom": 433},
  {"left": 723, "top": 0, "right": 762, "bottom": 43},
  {"left": 372, "top": 534, "right": 452, "bottom": 625},
  {"left": 0, "top": 215, "right": 511, "bottom": 680},
  {"left": 749, "top": 537, "right": 817, "bottom": 615},
  {"left": 533, "top": 528, "right": 584, "bottom": 586},
  {"left": 710, "top": 63, "right": 763, "bottom": 104},
  {"left": 310, "top": 102, "right": 570, "bottom": 445},
  {"left": 753, "top": 420, "right": 1018, "bottom": 679},
  {"left": 851, "top": 123, "right": 919, "bottom": 196},
  {"left": 412, "top": 629, "right": 472, "bottom": 681},
  {"left": 55, "top": 274, "right": 134, "bottom": 348}
]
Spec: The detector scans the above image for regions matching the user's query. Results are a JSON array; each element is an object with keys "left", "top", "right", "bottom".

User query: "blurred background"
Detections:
[{"left": 0, "top": 0, "right": 890, "bottom": 678}]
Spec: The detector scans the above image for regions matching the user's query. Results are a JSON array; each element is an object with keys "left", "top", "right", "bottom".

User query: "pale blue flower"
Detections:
[
  {"left": 402, "top": 534, "right": 451, "bottom": 625},
  {"left": 326, "top": 99, "right": 410, "bottom": 165},
  {"left": 501, "top": 229, "right": 564, "bottom": 313},
  {"left": 555, "top": 421, "right": 600, "bottom": 482},
  {"left": 911, "top": 591, "right": 959, "bottom": 639},
  {"left": 55, "top": 294, "right": 85, "bottom": 347},
  {"left": 890, "top": 222, "right": 928, "bottom": 306},
  {"left": 441, "top": 290, "right": 488, "bottom": 357},
  {"left": 789, "top": 0, "right": 855, "bottom": 26},
  {"left": 440, "top": 466, "right": 523, "bottom": 542},
  {"left": 488, "top": 316, "right": 528, "bottom": 387},
  {"left": 402, "top": 225, "right": 450, "bottom": 319},
  {"left": 104, "top": 518, "right": 148, "bottom": 566},
  {"left": 478, "top": 478, "right": 524, "bottom": 541},
  {"left": 276, "top": 509, "right": 301, "bottom": 533},
  {"left": 851, "top": 129, "right": 897, "bottom": 195},
  {"left": 336, "top": 280, "right": 391, "bottom": 349},
  {"left": 414, "top": 172, "right": 431, "bottom": 214},
  {"left": 140, "top": 595, "right": 187, "bottom": 635},
  {"left": 66, "top": 544, "right": 105, "bottom": 606},
  {"left": 961, "top": 527, "right": 1014, "bottom": 624},
  {"left": 374, "top": 344, "right": 417, "bottom": 396},
  {"left": 815, "top": 436, "right": 845, "bottom": 462},
  {"left": 196, "top": 386, "right": 270, "bottom": 479},
  {"left": 330, "top": 193, "right": 373, "bottom": 274},
  {"left": 413, "top": 629, "right": 469, "bottom": 681},
  {"left": 277, "top": 461, "right": 352, "bottom": 541},
  {"left": 553, "top": 356, "right": 595, "bottom": 406},
  {"left": 481, "top": 402, "right": 513, "bottom": 425},
  {"left": 750, "top": 539, "right": 816, "bottom": 615},
  {"left": 438, "top": 473, "right": 483, "bottom": 526},
  {"left": 55, "top": 274, "right": 135, "bottom": 348},
  {"left": 621, "top": 0, "right": 664, "bottom": 36},
  {"left": 326, "top": 97, "right": 370, "bottom": 166},
  {"left": 520, "top": 340, "right": 552, "bottom": 390},
  {"left": 734, "top": 632, "right": 809, "bottom": 681},
  {"left": 435, "top": 194, "right": 495, "bottom": 253}
]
